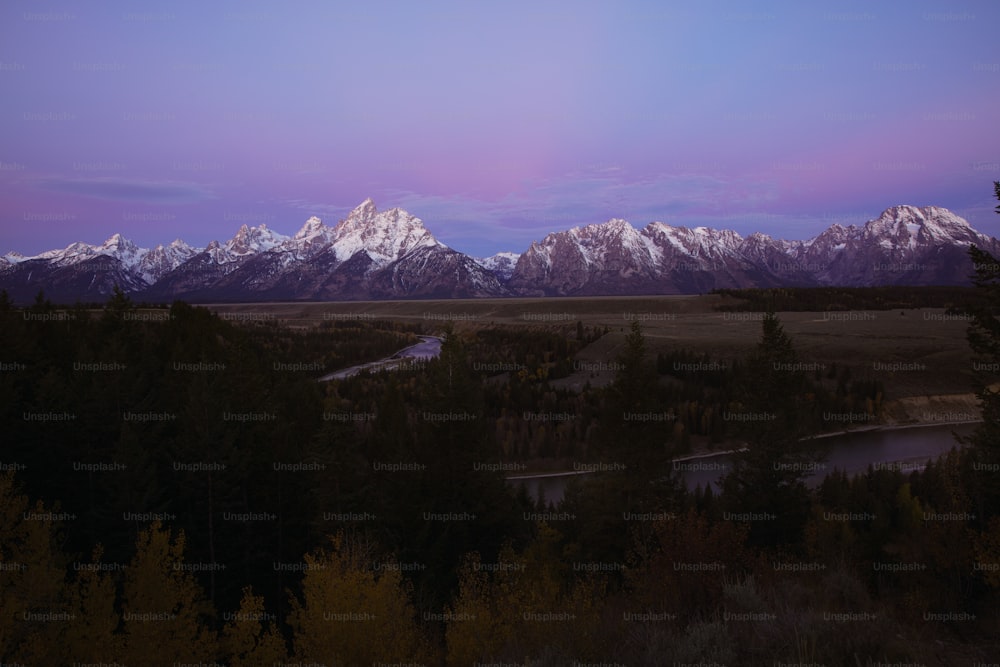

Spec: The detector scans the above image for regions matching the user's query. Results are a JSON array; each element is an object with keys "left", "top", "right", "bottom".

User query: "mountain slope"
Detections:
[
  {"left": 3, "top": 203, "right": 998, "bottom": 303},
  {"left": 475, "top": 252, "right": 521, "bottom": 282},
  {"left": 141, "top": 199, "right": 508, "bottom": 301},
  {"left": 795, "top": 205, "right": 1000, "bottom": 286},
  {"left": 0, "top": 233, "right": 194, "bottom": 303}
]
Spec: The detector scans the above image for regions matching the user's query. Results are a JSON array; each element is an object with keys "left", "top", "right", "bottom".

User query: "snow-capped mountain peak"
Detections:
[
  {"left": 136, "top": 238, "right": 198, "bottom": 283},
  {"left": 293, "top": 216, "right": 328, "bottom": 240},
  {"left": 26, "top": 233, "right": 147, "bottom": 270},
  {"left": 475, "top": 251, "right": 521, "bottom": 281},
  {"left": 350, "top": 197, "right": 378, "bottom": 219},
  {"left": 596, "top": 217, "right": 631, "bottom": 231},
  {"left": 101, "top": 232, "right": 133, "bottom": 249},
  {"left": 225, "top": 223, "right": 288, "bottom": 256},
  {"left": 332, "top": 199, "right": 443, "bottom": 266},
  {"left": 643, "top": 221, "right": 744, "bottom": 259},
  {"left": 282, "top": 216, "right": 336, "bottom": 261},
  {"left": 862, "top": 205, "right": 981, "bottom": 249},
  {"left": 99, "top": 233, "right": 144, "bottom": 270}
]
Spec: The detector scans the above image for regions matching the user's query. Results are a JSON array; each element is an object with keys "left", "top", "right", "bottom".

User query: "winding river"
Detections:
[
  {"left": 508, "top": 421, "right": 981, "bottom": 504},
  {"left": 315, "top": 343, "right": 981, "bottom": 505},
  {"left": 318, "top": 335, "right": 443, "bottom": 381}
]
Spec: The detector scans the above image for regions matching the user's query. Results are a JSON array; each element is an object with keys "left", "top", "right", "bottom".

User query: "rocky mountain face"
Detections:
[
  {"left": 2, "top": 202, "right": 997, "bottom": 303},
  {"left": 475, "top": 252, "right": 520, "bottom": 282},
  {"left": 0, "top": 233, "right": 190, "bottom": 303},
  {"left": 507, "top": 205, "right": 1000, "bottom": 296},
  {"left": 0, "top": 199, "right": 503, "bottom": 303},
  {"left": 795, "top": 205, "right": 995, "bottom": 287}
]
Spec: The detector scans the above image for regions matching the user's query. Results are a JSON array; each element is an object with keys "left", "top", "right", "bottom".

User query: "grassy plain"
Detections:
[{"left": 205, "top": 295, "right": 979, "bottom": 402}]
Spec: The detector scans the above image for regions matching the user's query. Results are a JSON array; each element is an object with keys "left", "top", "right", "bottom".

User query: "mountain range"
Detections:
[{"left": 2, "top": 199, "right": 998, "bottom": 303}]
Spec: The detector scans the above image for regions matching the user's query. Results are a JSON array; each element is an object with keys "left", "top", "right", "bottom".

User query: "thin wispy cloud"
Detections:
[{"left": 34, "top": 178, "right": 216, "bottom": 204}]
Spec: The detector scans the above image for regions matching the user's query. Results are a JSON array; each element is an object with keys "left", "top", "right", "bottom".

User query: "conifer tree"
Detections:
[
  {"left": 608, "top": 319, "right": 681, "bottom": 475},
  {"left": 958, "top": 181, "right": 1000, "bottom": 520},
  {"left": 565, "top": 321, "right": 681, "bottom": 564},
  {"left": 722, "top": 312, "right": 822, "bottom": 546}
]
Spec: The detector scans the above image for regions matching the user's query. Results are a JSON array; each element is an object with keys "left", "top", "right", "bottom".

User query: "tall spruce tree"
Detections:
[
  {"left": 612, "top": 320, "right": 684, "bottom": 498},
  {"left": 959, "top": 181, "right": 1000, "bottom": 520},
  {"left": 562, "top": 321, "right": 681, "bottom": 565},
  {"left": 722, "top": 311, "right": 823, "bottom": 546}
]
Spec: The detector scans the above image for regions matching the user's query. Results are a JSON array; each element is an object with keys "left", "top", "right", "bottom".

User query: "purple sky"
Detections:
[{"left": 2, "top": 0, "right": 999, "bottom": 257}]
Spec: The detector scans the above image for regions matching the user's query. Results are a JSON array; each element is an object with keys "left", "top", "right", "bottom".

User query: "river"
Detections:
[
  {"left": 317, "top": 335, "right": 443, "bottom": 381},
  {"left": 316, "top": 343, "right": 980, "bottom": 503},
  {"left": 507, "top": 421, "right": 981, "bottom": 505}
]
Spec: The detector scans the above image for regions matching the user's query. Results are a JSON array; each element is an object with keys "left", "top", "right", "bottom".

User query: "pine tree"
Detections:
[
  {"left": 613, "top": 320, "right": 658, "bottom": 415},
  {"left": 104, "top": 284, "right": 135, "bottom": 320},
  {"left": 612, "top": 320, "right": 681, "bottom": 466},
  {"left": 722, "top": 312, "right": 821, "bottom": 546},
  {"left": 958, "top": 181, "right": 1000, "bottom": 521}
]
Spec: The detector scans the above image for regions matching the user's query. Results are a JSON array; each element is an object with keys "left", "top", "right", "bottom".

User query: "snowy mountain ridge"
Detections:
[{"left": 2, "top": 202, "right": 997, "bottom": 302}]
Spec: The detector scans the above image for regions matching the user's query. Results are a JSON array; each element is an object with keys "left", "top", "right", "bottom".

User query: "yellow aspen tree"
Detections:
[
  {"left": 445, "top": 553, "right": 498, "bottom": 665},
  {"left": 221, "top": 586, "right": 288, "bottom": 667},
  {"left": 0, "top": 471, "right": 71, "bottom": 664},
  {"left": 64, "top": 545, "right": 122, "bottom": 663},
  {"left": 119, "top": 521, "right": 218, "bottom": 666},
  {"left": 288, "top": 534, "right": 433, "bottom": 665},
  {"left": 447, "top": 525, "right": 604, "bottom": 665}
]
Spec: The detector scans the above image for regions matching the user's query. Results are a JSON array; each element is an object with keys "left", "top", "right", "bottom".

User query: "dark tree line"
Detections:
[{"left": 713, "top": 284, "right": 986, "bottom": 312}]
